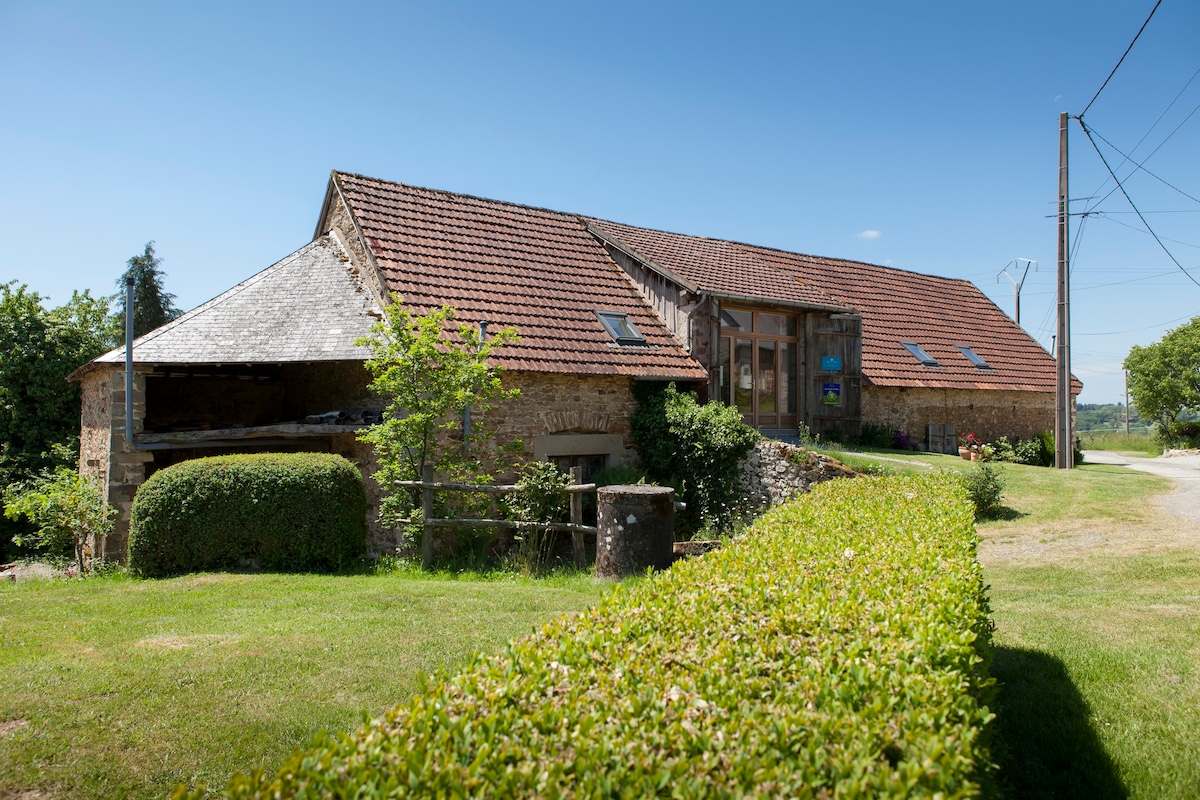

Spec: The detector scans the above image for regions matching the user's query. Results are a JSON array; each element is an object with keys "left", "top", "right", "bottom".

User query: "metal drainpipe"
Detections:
[{"left": 125, "top": 277, "right": 137, "bottom": 448}]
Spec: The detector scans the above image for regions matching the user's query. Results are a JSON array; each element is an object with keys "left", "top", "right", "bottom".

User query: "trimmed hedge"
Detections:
[
  {"left": 129, "top": 453, "right": 366, "bottom": 578},
  {"left": 200, "top": 474, "right": 994, "bottom": 798}
]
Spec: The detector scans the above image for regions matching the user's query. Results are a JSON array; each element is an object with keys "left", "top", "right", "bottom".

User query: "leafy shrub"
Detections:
[
  {"left": 1166, "top": 420, "right": 1200, "bottom": 449},
  {"left": 633, "top": 383, "right": 753, "bottom": 534},
  {"left": 128, "top": 453, "right": 366, "bottom": 578},
  {"left": 1014, "top": 432, "right": 1054, "bottom": 467},
  {"left": 3, "top": 468, "right": 114, "bottom": 571},
  {"left": 959, "top": 463, "right": 1006, "bottom": 519},
  {"left": 1013, "top": 431, "right": 1084, "bottom": 467},
  {"left": 986, "top": 436, "right": 1019, "bottom": 463},
  {"left": 631, "top": 382, "right": 760, "bottom": 533},
  {"left": 501, "top": 460, "right": 570, "bottom": 571},
  {"left": 856, "top": 421, "right": 894, "bottom": 448},
  {"left": 203, "top": 475, "right": 995, "bottom": 799}
]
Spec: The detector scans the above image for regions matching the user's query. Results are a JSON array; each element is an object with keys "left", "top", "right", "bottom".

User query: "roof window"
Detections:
[
  {"left": 900, "top": 341, "right": 939, "bottom": 367},
  {"left": 955, "top": 344, "right": 992, "bottom": 370},
  {"left": 597, "top": 311, "right": 647, "bottom": 346}
]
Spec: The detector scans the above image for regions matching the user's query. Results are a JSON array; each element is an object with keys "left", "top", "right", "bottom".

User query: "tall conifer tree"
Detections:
[{"left": 112, "top": 242, "right": 182, "bottom": 340}]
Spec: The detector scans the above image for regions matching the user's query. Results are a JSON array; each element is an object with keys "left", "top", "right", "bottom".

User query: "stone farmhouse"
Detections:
[{"left": 71, "top": 170, "right": 1078, "bottom": 557}]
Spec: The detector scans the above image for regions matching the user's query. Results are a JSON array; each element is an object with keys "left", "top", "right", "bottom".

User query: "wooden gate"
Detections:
[{"left": 805, "top": 314, "right": 862, "bottom": 440}]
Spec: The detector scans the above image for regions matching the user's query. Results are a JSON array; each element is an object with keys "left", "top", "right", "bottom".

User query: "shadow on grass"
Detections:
[
  {"left": 987, "top": 505, "right": 1028, "bottom": 522},
  {"left": 992, "top": 646, "right": 1127, "bottom": 799}
]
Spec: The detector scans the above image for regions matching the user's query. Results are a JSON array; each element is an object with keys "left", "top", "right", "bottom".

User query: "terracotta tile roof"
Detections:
[
  {"left": 586, "top": 219, "right": 849, "bottom": 311},
  {"left": 333, "top": 172, "right": 1076, "bottom": 393},
  {"left": 83, "top": 234, "right": 380, "bottom": 373},
  {"left": 332, "top": 172, "right": 707, "bottom": 380},
  {"left": 583, "top": 223, "right": 1079, "bottom": 394}
]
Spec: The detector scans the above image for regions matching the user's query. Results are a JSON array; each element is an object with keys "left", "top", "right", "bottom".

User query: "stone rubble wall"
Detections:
[
  {"left": 862, "top": 387, "right": 1059, "bottom": 445},
  {"left": 738, "top": 438, "right": 857, "bottom": 514}
]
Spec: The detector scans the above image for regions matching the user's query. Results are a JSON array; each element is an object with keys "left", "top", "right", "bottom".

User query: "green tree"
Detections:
[
  {"left": 111, "top": 241, "right": 182, "bottom": 341},
  {"left": 1124, "top": 316, "right": 1200, "bottom": 444},
  {"left": 0, "top": 282, "right": 110, "bottom": 559},
  {"left": 357, "top": 298, "right": 519, "bottom": 537},
  {"left": 0, "top": 282, "right": 110, "bottom": 483}
]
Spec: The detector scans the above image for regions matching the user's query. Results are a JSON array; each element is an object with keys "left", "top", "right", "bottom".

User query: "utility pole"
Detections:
[
  {"left": 1056, "top": 111, "right": 1074, "bottom": 468},
  {"left": 998, "top": 258, "right": 1037, "bottom": 325}
]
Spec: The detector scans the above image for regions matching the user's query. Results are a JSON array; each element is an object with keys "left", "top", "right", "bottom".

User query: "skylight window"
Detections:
[
  {"left": 900, "top": 341, "right": 939, "bottom": 367},
  {"left": 597, "top": 311, "right": 647, "bottom": 346},
  {"left": 955, "top": 344, "right": 992, "bottom": 370}
]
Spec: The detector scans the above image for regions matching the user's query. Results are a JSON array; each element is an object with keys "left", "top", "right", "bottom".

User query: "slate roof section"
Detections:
[
  {"left": 331, "top": 172, "right": 708, "bottom": 380},
  {"left": 584, "top": 222, "right": 1078, "bottom": 394},
  {"left": 89, "top": 234, "right": 380, "bottom": 368}
]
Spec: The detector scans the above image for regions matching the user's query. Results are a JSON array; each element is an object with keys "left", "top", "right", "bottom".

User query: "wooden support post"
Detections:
[
  {"left": 421, "top": 464, "right": 434, "bottom": 571},
  {"left": 570, "top": 466, "right": 585, "bottom": 568}
]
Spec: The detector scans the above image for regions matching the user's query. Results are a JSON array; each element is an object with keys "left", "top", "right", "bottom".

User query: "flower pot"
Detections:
[
  {"left": 959, "top": 447, "right": 971, "bottom": 460},
  {"left": 970, "top": 451, "right": 982, "bottom": 462}
]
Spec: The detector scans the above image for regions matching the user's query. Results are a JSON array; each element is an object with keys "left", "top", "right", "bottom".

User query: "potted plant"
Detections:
[{"left": 959, "top": 432, "right": 982, "bottom": 460}]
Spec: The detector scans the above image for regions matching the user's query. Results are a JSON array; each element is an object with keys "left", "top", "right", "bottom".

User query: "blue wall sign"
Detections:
[{"left": 821, "top": 356, "right": 843, "bottom": 372}]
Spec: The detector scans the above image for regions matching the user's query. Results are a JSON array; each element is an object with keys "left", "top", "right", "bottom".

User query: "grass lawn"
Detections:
[
  {"left": 0, "top": 568, "right": 610, "bottom": 799},
  {"left": 1079, "top": 431, "right": 1161, "bottom": 456},
  {"left": 824, "top": 444, "right": 1200, "bottom": 798}
]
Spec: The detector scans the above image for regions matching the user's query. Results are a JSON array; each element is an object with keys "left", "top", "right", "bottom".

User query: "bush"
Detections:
[
  {"left": 960, "top": 463, "right": 1006, "bottom": 520},
  {"left": 3, "top": 468, "right": 115, "bottom": 571},
  {"left": 128, "top": 453, "right": 366, "bottom": 578},
  {"left": 631, "top": 382, "right": 760, "bottom": 533},
  {"left": 1014, "top": 432, "right": 1053, "bottom": 467},
  {"left": 1166, "top": 420, "right": 1200, "bottom": 449},
  {"left": 856, "top": 421, "right": 894, "bottom": 448},
  {"left": 1013, "top": 431, "right": 1084, "bottom": 467},
  {"left": 501, "top": 460, "right": 571, "bottom": 571},
  {"left": 204, "top": 474, "right": 995, "bottom": 799}
]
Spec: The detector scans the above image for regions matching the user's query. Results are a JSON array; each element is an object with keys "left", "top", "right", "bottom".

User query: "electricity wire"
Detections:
[
  {"left": 1074, "top": 312, "right": 1197, "bottom": 336},
  {"left": 1081, "top": 0, "right": 1163, "bottom": 117},
  {"left": 1084, "top": 66, "right": 1200, "bottom": 206},
  {"left": 1078, "top": 119, "right": 1200, "bottom": 287},
  {"left": 1085, "top": 107, "right": 1200, "bottom": 209},
  {"left": 1095, "top": 214, "right": 1200, "bottom": 250}
]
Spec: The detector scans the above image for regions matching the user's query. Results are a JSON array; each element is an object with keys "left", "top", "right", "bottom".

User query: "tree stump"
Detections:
[{"left": 595, "top": 485, "right": 675, "bottom": 579}]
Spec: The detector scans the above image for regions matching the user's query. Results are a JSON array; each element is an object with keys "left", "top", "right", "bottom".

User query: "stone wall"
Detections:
[
  {"left": 77, "top": 364, "right": 152, "bottom": 560},
  {"left": 488, "top": 372, "right": 640, "bottom": 468},
  {"left": 738, "top": 439, "right": 857, "bottom": 513},
  {"left": 323, "top": 189, "right": 388, "bottom": 305},
  {"left": 861, "top": 387, "right": 1058, "bottom": 444}
]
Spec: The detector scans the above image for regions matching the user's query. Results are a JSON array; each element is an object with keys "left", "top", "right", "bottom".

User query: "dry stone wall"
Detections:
[{"left": 738, "top": 439, "right": 857, "bottom": 514}]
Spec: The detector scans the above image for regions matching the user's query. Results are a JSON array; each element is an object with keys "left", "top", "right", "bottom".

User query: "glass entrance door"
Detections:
[{"left": 715, "top": 308, "right": 800, "bottom": 429}]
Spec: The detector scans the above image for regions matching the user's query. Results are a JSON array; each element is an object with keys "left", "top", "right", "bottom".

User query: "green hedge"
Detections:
[
  {"left": 199, "top": 474, "right": 994, "bottom": 798},
  {"left": 129, "top": 453, "right": 366, "bottom": 578}
]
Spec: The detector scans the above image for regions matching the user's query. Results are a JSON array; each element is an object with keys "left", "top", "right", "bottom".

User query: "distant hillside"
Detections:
[{"left": 1078, "top": 403, "right": 1145, "bottom": 433}]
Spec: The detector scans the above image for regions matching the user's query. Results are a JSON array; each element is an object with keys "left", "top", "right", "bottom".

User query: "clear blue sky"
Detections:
[{"left": 3, "top": 1, "right": 1197, "bottom": 406}]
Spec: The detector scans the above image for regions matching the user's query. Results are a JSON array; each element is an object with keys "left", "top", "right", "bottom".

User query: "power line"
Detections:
[
  {"left": 1095, "top": 214, "right": 1200, "bottom": 250},
  {"left": 1084, "top": 65, "right": 1200, "bottom": 206},
  {"left": 1084, "top": 119, "right": 1200, "bottom": 207},
  {"left": 1078, "top": 119, "right": 1200, "bottom": 288},
  {"left": 1081, "top": 0, "right": 1163, "bottom": 117},
  {"left": 1074, "top": 312, "right": 1197, "bottom": 336}
]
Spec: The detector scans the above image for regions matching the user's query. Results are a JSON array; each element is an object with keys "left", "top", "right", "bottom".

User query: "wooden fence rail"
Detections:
[{"left": 397, "top": 466, "right": 597, "bottom": 570}]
